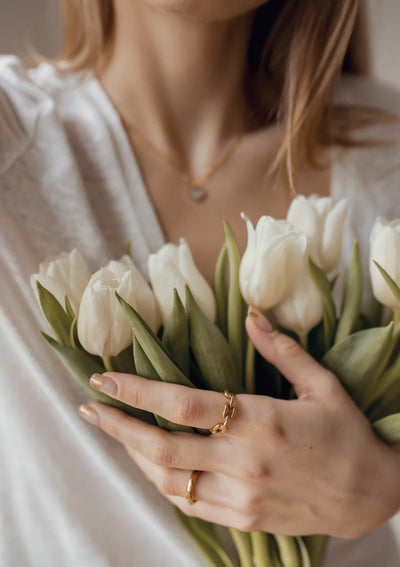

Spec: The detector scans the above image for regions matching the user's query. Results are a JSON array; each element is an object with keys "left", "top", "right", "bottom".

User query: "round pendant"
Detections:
[{"left": 189, "top": 186, "right": 206, "bottom": 201}]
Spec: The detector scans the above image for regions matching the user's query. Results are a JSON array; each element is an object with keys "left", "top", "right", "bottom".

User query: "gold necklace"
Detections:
[{"left": 122, "top": 118, "right": 244, "bottom": 202}]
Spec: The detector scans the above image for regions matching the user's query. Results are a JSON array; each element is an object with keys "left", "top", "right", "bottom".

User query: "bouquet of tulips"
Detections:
[{"left": 32, "top": 195, "right": 400, "bottom": 567}]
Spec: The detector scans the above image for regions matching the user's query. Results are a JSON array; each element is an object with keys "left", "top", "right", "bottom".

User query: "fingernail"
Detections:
[
  {"left": 90, "top": 373, "right": 118, "bottom": 396},
  {"left": 78, "top": 404, "right": 99, "bottom": 425},
  {"left": 247, "top": 306, "right": 273, "bottom": 333}
]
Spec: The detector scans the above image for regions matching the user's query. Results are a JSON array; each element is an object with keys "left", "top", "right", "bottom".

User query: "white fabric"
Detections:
[{"left": 0, "top": 55, "right": 400, "bottom": 566}]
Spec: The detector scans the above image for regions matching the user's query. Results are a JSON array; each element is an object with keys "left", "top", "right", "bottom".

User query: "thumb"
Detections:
[{"left": 246, "top": 307, "right": 337, "bottom": 399}]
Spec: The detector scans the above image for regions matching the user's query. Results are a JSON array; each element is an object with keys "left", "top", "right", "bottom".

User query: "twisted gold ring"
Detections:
[
  {"left": 210, "top": 390, "right": 237, "bottom": 435},
  {"left": 185, "top": 470, "right": 200, "bottom": 505}
]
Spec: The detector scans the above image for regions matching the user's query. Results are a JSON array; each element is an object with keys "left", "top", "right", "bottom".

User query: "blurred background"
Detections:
[{"left": 0, "top": 0, "right": 399, "bottom": 88}]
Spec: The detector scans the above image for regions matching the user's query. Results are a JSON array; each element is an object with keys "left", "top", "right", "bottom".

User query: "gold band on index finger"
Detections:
[{"left": 210, "top": 391, "right": 236, "bottom": 435}]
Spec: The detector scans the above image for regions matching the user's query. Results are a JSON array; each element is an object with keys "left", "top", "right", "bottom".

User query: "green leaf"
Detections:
[
  {"left": 36, "top": 282, "right": 73, "bottom": 346},
  {"left": 64, "top": 295, "right": 75, "bottom": 321},
  {"left": 41, "top": 332, "right": 155, "bottom": 423},
  {"left": 372, "top": 413, "right": 400, "bottom": 445},
  {"left": 335, "top": 240, "right": 363, "bottom": 344},
  {"left": 176, "top": 510, "right": 234, "bottom": 567},
  {"left": 213, "top": 241, "right": 228, "bottom": 336},
  {"left": 274, "top": 535, "right": 301, "bottom": 567},
  {"left": 133, "top": 338, "right": 193, "bottom": 433},
  {"left": 223, "top": 221, "right": 246, "bottom": 373},
  {"left": 116, "top": 293, "right": 194, "bottom": 388},
  {"left": 308, "top": 258, "right": 336, "bottom": 351},
  {"left": 374, "top": 261, "right": 400, "bottom": 309},
  {"left": 322, "top": 323, "right": 394, "bottom": 409},
  {"left": 162, "top": 289, "right": 189, "bottom": 376},
  {"left": 185, "top": 286, "right": 242, "bottom": 393},
  {"left": 125, "top": 240, "right": 131, "bottom": 256}
]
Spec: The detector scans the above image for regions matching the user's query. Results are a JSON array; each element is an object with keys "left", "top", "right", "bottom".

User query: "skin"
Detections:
[{"left": 80, "top": 0, "right": 400, "bottom": 538}]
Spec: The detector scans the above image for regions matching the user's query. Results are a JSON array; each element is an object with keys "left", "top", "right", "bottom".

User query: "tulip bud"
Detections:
[
  {"left": 148, "top": 239, "right": 216, "bottom": 325},
  {"left": 106, "top": 255, "right": 160, "bottom": 332},
  {"left": 271, "top": 261, "right": 324, "bottom": 336},
  {"left": 369, "top": 217, "right": 400, "bottom": 310},
  {"left": 287, "top": 195, "right": 348, "bottom": 273},
  {"left": 31, "top": 249, "right": 91, "bottom": 314},
  {"left": 77, "top": 269, "right": 131, "bottom": 356},
  {"left": 239, "top": 215, "right": 308, "bottom": 311}
]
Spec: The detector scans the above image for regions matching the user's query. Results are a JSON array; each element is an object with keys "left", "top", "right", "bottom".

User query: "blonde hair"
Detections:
[{"left": 51, "top": 0, "right": 374, "bottom": 187}]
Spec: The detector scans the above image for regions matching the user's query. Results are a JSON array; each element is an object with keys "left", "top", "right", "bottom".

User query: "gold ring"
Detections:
[
  {"left": 185, "top": 470, "right": 200, "bottom": 505},
  {"left": 210, "top": 390, "right": 237, "bottom": 435}
]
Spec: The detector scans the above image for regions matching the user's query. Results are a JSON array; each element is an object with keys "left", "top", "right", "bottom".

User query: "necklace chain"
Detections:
[{"left": 122, "top": 117, "right": 244, "bottom": 201}]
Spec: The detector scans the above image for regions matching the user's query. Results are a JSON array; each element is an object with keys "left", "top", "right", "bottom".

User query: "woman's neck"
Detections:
[{"left": 99, "top": 2, "right": 256, "bottom": 176}]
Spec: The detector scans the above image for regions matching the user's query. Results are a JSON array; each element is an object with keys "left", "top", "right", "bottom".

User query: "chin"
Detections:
[{"left": 143, "top": 0, "right": 269, "bottom": 22}]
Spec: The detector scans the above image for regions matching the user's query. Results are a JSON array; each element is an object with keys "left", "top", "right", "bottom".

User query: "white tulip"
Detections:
[
  {"left": 105, "top": 255, "right": 160, "bottom": 332},
  {"left": 31, "top": 248, "right": 91, "bottom": 314},
  {"left": 148, "top": 239, "right": 216, "bottom": 325},
  {"left": 369, "top": 217, "right": 400, "bottom": 311},
  {"left": 239, "top": 215, "right": 308, "bottom": 310},
  {"left": 272, "top": 260, "right": 324, "bottom": 336},
  {"left": 77, "top": 269, "right": 133, "bottom": 356},
  {"left": 287, "top": 194, "right": 348, "bottom": 273}
]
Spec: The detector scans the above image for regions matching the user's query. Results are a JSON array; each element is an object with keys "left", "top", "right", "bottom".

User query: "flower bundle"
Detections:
[{"left": 32, "top": 196, "right": 400, "bottom": 567}]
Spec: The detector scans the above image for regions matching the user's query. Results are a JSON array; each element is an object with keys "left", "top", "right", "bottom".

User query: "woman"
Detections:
[{"left": 1, "top": 0, "right": 400, "bottom": 565}]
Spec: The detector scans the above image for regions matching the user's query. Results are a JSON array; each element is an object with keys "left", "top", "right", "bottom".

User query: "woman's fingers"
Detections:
[
  {"left": 89, "top": 372, "right": 246, "bottom": 432},
  {"left": 79, "top": 402, "right": 234, "bottom": 474},
  {"left": 246, "top": 307, "right": 340, "bottom": 399}
]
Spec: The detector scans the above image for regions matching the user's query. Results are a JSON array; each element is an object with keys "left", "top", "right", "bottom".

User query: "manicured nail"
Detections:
[
  {"left": 90, "top": 373, "right": 118, "bottom": 396},
  {"left": 78, "top": 404, "right": 99, "bottom": 425},
  {"left": 247, "top": 306, "right": 273, "bottom": 333}
]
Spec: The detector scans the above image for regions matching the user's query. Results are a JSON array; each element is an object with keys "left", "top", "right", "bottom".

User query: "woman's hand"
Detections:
[{"left": 78, "top": 309, "right": 400, "bottom": 539}]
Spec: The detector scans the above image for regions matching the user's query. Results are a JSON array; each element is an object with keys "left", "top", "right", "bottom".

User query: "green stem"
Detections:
[
  {"left": 245, "top": 340, "right": 256, "bottom": 394},
  {"left": 102, "top": 355, "right": 114, "bottom": 372},
  {"left": 229, "top": 529, "right": 254, "bottom": 567},
  {"left": 304, "top": 535, "right": 329, "bottom": 567},
  {"left": 251, "top": 532, "right": 271, "bottom": 567},
  {"left": 299, "top": 333, "right": 308, "bottom": 350}
]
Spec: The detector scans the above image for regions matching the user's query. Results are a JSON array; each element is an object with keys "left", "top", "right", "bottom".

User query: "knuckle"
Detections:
[
  {"left": 241, "top": 459, "right": 271, "bottom": 484},
  {"left": 158, "top": 469, "right": 177, "bottom": 496},
  {"left": 259, "top": 407, "right": 286, "bottom": 449},
  {"left": 239, "top": 488, "right": 264, "bottom": 516},
  {"left": 174, "top": 394, "right": 204, "bottom": 424},
  {"left": 147, "top": 432, "right": 176, "bottom": 467},
  {"left": 237, "top": 516, "right": 259, "bottom": 533}
]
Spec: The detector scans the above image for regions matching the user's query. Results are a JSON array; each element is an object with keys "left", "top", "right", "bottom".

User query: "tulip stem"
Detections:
[
  {"left": 299, "top": 333, "right": 308, "bottom": 350},
  {"left": 102, "top": 356, "right": 114, "bottom": 373}
]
